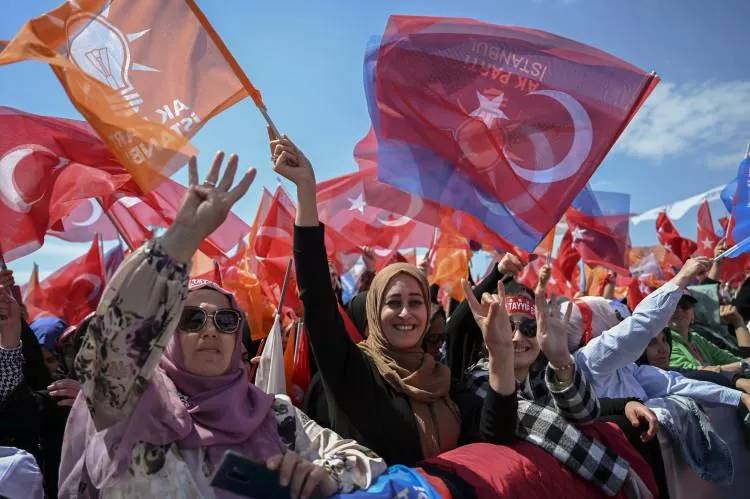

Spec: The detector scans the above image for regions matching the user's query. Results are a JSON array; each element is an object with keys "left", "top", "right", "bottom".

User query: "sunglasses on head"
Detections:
[
  {"left": 510, "top": 318, "right": 537, "bottom": 338},
  {"left": 178, "top": 306, "right": 241, "bottom": 334}
]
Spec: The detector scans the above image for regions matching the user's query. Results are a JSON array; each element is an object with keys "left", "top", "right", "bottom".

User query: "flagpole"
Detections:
[
  {"left": 276, "top": 258, "right": 294, "bottom": 317},
  {"left": 97, "top": 198, "right": 136, "bottom": 251}
]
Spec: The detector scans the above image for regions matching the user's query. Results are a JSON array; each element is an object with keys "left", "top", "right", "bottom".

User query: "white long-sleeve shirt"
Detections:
[{"left": 575, "top": 282, "right": 742, "bottom": 407}]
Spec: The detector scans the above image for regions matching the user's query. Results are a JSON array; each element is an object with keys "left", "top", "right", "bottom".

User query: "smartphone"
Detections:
[{"left": 210, "top": 450, "right": 290, "bottom": 499}]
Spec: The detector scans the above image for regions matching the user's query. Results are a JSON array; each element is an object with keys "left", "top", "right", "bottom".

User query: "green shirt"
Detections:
[{"left": 669, "top": 329, "right": 742, "bottom": 370}]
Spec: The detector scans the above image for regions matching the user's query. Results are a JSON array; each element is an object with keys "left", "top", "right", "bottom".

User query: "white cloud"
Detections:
[
  {"left": 616, "top": 80, "right": 750, "bottom": 164},
  {"left": 706, "top": 149, "right": 746, "bottom": 170}
]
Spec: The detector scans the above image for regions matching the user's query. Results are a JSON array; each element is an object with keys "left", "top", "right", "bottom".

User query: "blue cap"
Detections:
[{"left": 29, "top": 316, "right": 68, "bottom": 352}]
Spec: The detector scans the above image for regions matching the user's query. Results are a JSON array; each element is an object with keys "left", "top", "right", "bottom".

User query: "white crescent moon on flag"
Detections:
[
  {"left": 71, "top": 198, "right": 103, "bottom": 227},
  {"left": 0, "top": 145, "right": 68, "bottom": 213},
  {"left": 504, "top": 90, "right": 592, "bottom": 184},
  {"left": 72, "top": 273, "right": 102, "bottom": 302},
  {"left": 376, "top": 195, "right": 423, "bottom": 227},
  {"left": 373, "top": 235, "right": 401, "bottom": 257}
]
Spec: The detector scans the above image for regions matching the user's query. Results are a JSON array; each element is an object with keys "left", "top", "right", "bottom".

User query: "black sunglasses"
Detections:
[
  {"left": 179, "top": 306, "right": 242, "bottom": 334},
  {"left": 510, "top": 318, "right": 537, "bottom": 338}
]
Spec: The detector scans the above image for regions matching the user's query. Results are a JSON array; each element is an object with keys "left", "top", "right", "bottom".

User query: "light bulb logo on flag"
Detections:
[{"left": 65, "top": 6, "right": 158, "bottom": 115}]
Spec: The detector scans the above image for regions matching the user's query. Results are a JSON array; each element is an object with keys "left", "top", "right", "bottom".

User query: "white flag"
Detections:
[{"left": 254, "top": 313, "right": 287, "bottom": 395}]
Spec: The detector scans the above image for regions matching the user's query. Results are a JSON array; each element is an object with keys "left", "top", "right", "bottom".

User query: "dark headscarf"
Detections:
[
  {"left": 345, "top": 291, "right": 368, "bottom": 336},
  {"left": 636, "top": 328, "right": 673, "bottom": 366},
  {"left": 734, "top": 276, "right": 750, "bottom": 322}
]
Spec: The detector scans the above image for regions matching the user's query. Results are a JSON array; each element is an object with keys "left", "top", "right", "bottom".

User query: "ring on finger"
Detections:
[{"left": 202, "top": 180, "right": 216, "bottom": 188}]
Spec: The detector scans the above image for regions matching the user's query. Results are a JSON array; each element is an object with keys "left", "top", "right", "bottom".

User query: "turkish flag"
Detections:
[
  {"left": 0, "top": 107, "right": 130, "bottom": 261},
  {"left": 656, "top": 212, "right": 697, "bottom": 264},
  {"left": 556, "top": 229, "right": 581, "bottom": 284},
  {"left": 517, "top": 255, "right": 578, "bottom": 299},
  {"left": 47, "top": 198, "right": 119, "bottom": 243},
  {"left": 26, "top": 236, "right": 105, "bottom": 325},
  {"left": 106, "top": 176, "right": 250, "bottom": 257},
  {"left": 316, "top": 168, "right": 435, "bottom": 252},
  {"left": 696, "top": 200, "right": 720, "bottom": 258},
  {"left": 627, "top": 277, "right": 649, "bottom": 310},
  {"left": 253, "top": 187, "right": 300, "bottom": 312},
  {"left": 244, "top": 188, "right": 275, "bottom": 274},
  {"left": 355, "top": 127, "right": 521, "bottom": 255},
  {"left": 566, "top": 187, "right": 630, "bottom": 274},
  {"left": 367, "top": 16, "right": 657, "bottom": 250},
  {"left": 0, "top": 0, "right": 267, "bottom": 190}
]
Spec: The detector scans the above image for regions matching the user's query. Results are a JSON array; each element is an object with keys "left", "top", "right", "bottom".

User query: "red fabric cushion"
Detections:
[{"left": 421, "top": 422, "right": 658, "bottom": 499}]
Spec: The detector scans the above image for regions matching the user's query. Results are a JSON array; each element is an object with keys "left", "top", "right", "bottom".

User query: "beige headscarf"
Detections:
[{"left": 358, "top": 263, "right": 460, "bottom": 459}]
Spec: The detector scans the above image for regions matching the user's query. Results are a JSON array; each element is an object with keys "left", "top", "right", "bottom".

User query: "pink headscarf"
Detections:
[{"left": 60, "top": 280, "right": 283, "bottom": 494}]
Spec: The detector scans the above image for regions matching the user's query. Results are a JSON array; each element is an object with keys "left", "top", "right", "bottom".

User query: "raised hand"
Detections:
[
  {"left": 461, "top": 279, "right": 513, "bottom": 354},
  {"left": 497, "top": 252, "right": 524, "bottom": 276},
  {"left": 362, "top": 247, "right": 376, "bottom": 272},
  {"left": 0, "top": 286, "right": 21, "bottom": 349},
  {"left": 536, "top": 292, "right": 574, "bottom": 369},
  {"left": 670, "top": 257, "right": 711, "bottom": 289},
  {"left": 714, "top": 238, "right": 728, "bottom": 259},
  {"left": 266, "top": 450, "right": 338, "bottom": 499},
  {"left": 161, "top": 151, "right": 256, "bottom": 262},
  {"left": 719, "top": 304, "right": 744, "bottom": 327},
  {"left": 535, "top": 264, "right": 551, "bottom": 296},
  {"left": 268, "top": 128, "right": 319, "bottom": 227},
  {"left": 461, "top": 279, "right": 515, "bottom": 394},
  {"left": 269, "top": 128, "right": 316, "bottom": 188}
]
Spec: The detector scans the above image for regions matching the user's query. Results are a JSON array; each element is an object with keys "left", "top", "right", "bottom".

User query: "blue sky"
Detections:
[{"left": 1, "top": 0, "right": 749, "bottom": 282}]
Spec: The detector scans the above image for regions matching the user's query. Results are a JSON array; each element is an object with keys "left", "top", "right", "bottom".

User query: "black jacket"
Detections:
[{"left": 295, "top": 224, "right": 517, "bottom": 466}]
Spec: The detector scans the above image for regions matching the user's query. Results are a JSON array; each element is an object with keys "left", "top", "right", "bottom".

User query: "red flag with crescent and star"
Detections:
[
  {"left": 316, "top": 168, "right": 436, "bottom": 253},
  {"left": 0, "top": 107, "right": 130, "bottom": 261},
  {"left": 367, "top": 15, "right": 658, "bottom": 251},
  {"left": 25, "top": 235, "right": 105, "bottom": 325},
  {"left": 656, "top": 211, "right": 697, "bottom": 264},
  {"left": 106, "top": 175, "right": 250, "bottom": 257},
  {"left": 696, "top": 200, "right": 720, "bottom": 258}
]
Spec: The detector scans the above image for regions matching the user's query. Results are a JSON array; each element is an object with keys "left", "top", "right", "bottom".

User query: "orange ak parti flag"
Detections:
[{"left": 0, "top": 0, "right": 266, "bottom": 191}]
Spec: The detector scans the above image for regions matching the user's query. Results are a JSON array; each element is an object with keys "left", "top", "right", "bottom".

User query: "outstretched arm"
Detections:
[{"left": 77, "top": 153, "right": 255, "bottom": 430}]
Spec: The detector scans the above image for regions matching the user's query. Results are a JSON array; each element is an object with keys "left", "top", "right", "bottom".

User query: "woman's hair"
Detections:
[
  {"left": 505, "top": 280, "right": 535, "bottom": 300},
  {"left": 636, "top": 328, "right": 673, "bottom": 366}
]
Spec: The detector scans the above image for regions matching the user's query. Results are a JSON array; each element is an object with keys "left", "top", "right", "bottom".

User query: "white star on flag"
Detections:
[
  {"left": 347, "top": 193, "right": 366, "bottom": 214},
  {"left": 470, "top": 91, "right": 508, "bottom": 127},
  {"left": 572, "top": 227, "right": 586, "bottom": 241},
  {"left": 701, "top": 237, "right": 714, "bottom": 249},
  {"left": 664, "top": 243, "right": 672, "bottom": 253}
]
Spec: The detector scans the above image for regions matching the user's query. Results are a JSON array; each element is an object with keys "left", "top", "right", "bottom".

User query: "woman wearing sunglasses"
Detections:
[
  {"left": 457, "top": 258, "right": 655, "bottom": 498},
  {"left": 57, "top": 153, "right": 384, "bottom": 499}
]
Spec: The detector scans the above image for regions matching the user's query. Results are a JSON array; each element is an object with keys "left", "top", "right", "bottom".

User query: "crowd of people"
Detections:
[{"left": 2, "top": 134, "right": 750, "bottom": 499}]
